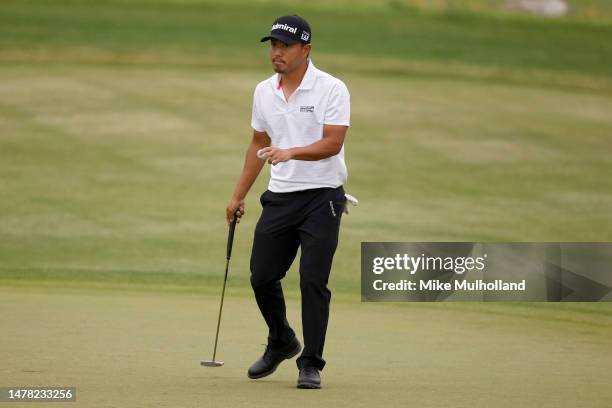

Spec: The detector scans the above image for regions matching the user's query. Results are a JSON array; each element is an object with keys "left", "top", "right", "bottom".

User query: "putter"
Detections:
[{"left": 201, "top": 210, "right": 239, "bottom": 367}]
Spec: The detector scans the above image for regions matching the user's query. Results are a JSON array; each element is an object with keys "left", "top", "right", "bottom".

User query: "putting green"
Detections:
[{"left": 1, "top": 287, "right": 611, "bottom": 407}]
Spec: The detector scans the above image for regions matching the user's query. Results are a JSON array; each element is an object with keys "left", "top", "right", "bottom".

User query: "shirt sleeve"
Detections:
[
  {"left": 251, "top": 88, "right": 266, "bottom": 132},
  {"left": 324, "top": 81, "right": 350, "bottom": 126}
]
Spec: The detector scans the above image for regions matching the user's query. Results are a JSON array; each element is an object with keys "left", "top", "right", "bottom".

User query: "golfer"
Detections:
[{"left": 225, "top": 14, "right": 350, "bottom": 389}]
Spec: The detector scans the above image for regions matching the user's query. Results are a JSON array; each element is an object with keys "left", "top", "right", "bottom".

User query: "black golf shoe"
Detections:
[
  {"left": 247, "top": 337, "right": 302, "bottom": 379},
  {"left": 297, "top": 366, "right": 321, "bottom": 389}
]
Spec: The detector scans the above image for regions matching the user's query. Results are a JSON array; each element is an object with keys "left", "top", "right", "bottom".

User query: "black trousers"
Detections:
[{"left": 249, "top": 185, "right": 346, "bottom": 370}]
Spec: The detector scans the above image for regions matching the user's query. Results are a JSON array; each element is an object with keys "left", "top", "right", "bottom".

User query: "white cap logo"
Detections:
[{"left": 271, "top": 23, "right": 297, "bottom": 34}]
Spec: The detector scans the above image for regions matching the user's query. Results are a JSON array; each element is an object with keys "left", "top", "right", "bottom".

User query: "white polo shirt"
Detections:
[{"left": 251, "top": 60, "right": 350, "bottom": 193}]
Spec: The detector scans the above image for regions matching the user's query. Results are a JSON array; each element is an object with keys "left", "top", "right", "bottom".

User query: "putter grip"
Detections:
[{"left": 226, "top": 212, "right": 238, "bottom": 260}]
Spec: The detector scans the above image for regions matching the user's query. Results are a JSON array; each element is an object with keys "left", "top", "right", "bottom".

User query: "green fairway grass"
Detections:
[
  {"left": 1, "top": 287, "right": 611, "bottom": 407},
  {"left": 1, "top": 63, "right": 611, "bottom": 294},
  {"left": 2, "top": 0, "right": 612, "bottom": 81},
  {"left": 1, "top": 0, "right": 612, "bottom": 294}
]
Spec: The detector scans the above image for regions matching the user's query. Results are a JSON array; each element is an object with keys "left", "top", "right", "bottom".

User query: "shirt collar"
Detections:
[
  {"left": 273, "top": 59, "right": 318, "bottom": 91},
  {"left": 298, "top": 59, "right": 317, "bottom": 90}
]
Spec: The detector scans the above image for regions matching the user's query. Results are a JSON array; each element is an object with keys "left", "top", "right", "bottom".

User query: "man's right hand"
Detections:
[{"left": 226, "top": 198, "right": 245, "bottom": 225}]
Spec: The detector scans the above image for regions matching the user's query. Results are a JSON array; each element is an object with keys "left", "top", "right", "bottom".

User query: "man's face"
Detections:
[{"left": 269, "top": 38, "right": 311, "bottom": 74}]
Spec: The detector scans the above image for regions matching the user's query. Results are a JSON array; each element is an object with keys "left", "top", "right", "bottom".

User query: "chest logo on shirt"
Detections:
[{"left": 300, "top": 105, "right": 315, "bottom": 113}]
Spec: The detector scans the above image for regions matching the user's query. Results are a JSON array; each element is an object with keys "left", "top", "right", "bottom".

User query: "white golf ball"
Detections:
[{"left": 257, "top": 149, "right": 270, "bottom": 159}]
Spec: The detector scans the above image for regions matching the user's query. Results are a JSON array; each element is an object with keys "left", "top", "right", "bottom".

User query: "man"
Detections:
[{"left": 225, "top": 14, "right": 350, "bottom": 389}]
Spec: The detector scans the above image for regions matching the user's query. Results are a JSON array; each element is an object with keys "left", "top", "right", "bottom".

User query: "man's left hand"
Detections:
[{"left": 259, "top": 146, "right": 293, "bottom": 165}]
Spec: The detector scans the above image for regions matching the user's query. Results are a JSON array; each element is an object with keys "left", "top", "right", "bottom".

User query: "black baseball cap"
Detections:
[{"left": 260, "top": 15, "right": 311, "bottom": 45}]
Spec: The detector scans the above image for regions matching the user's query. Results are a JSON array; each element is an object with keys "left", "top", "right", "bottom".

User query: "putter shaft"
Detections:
[
  {"left": 205, "top": 212, "right": 238, "bottom": 366},
  {"left": 211, "top": 256, "right": 230, "bottom": 362}
]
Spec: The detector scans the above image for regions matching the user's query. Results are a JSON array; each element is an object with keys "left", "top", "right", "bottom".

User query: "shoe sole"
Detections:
[
  {"left": 297, "top": 382, "right": 321, "bottom": 389},
  {"left": 247, "top": 342, "right": 302, "bottom": 380}
]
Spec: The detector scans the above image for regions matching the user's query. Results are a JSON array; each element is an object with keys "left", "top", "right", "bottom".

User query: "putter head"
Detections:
[{"left": 201, "top": 360, "right": 224, "bottom": 367}]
